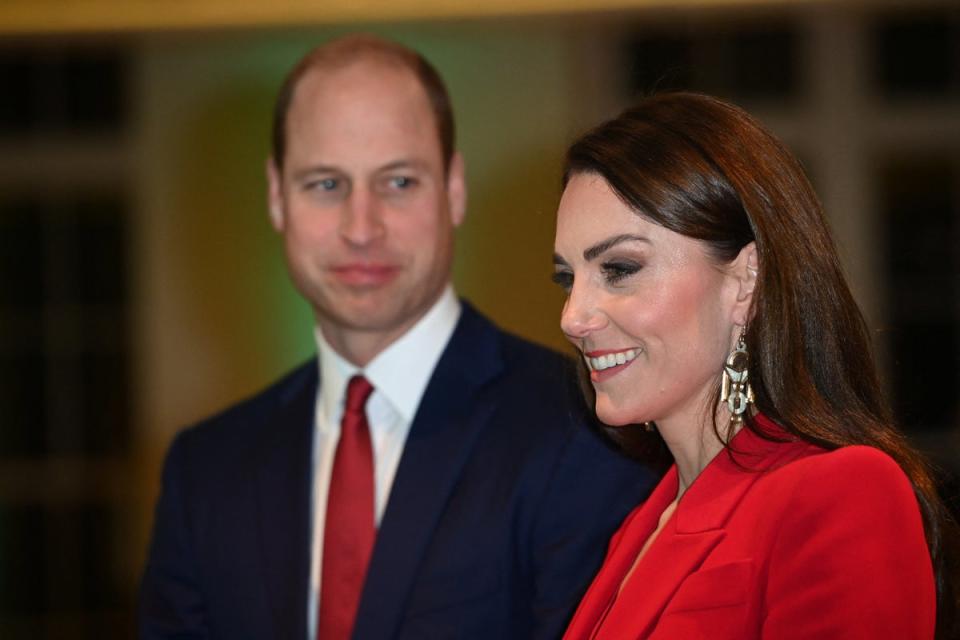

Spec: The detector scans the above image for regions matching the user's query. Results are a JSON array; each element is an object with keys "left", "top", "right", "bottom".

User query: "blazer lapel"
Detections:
[
  {"left": 564, "top": 467, "right": 680, "bottom": 639},
  {"left": 591, "top": 419, "right": 803, "bottom": 637},
  {"left": 611, "top": 506, "right": 726, "bottom": 637},
  {"left": 253, "top": 365, "right": 317, "bottom": 640},
  {"left": 353, "top": 305, "right": 504, "bottom": 640}
]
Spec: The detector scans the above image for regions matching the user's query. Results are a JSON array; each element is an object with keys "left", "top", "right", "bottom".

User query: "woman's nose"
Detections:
[{"left": 560, "top": 285, "right": 607, "bottom": 341}]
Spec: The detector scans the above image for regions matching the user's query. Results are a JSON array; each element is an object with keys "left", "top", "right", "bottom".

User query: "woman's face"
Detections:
[{"left": 554, "top": 173, "right": 744, "bottom": 428}]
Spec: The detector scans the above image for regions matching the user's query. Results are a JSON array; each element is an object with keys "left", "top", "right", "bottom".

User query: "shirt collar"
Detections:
[{"left": 315, "top": 285, "right": 461, "bottom": 426}]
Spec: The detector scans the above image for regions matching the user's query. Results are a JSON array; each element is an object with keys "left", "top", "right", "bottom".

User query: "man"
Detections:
[{"left": 140, "top": 34, "right": 653, "bottom": 640}]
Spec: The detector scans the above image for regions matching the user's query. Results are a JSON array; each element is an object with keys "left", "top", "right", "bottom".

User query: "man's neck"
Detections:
[
  {"left": 318, "top": 321, "right": 415, "bottom": 368},
  {"left": 316, "top": 286, "right": 455, "bottom": 367}
]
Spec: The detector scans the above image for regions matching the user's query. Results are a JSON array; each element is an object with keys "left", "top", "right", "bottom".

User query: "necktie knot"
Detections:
[{"left": 344, "top": 375, "right": 374, "bottom": 416}]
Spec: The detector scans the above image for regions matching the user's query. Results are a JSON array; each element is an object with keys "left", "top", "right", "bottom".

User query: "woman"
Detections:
[{"left": 552, "top": 93, "right": 957, "bottom": 639}]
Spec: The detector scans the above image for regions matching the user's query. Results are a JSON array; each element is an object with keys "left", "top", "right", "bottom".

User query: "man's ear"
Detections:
[
  {"left": 446, "top": 152, "right": 467, "bottom": 227},
  {"left": 266, "top": 157, "right": 285, "bottom": 232},
  {"left": 731, "top": 241, "right": 758, "bottom": 325}
]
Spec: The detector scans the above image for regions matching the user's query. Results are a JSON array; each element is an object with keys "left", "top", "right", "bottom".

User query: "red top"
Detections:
[{"left": 563, "top": 414, "right": 936, "bottom": 640}]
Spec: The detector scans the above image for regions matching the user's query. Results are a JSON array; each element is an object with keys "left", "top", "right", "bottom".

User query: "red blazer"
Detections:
[{"left": 564, "top": 415, "right": 936, "bottom": 639}]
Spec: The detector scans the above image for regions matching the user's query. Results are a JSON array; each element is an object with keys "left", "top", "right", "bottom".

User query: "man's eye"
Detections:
[
  {"left": 551, "top": 270, "right": 573, "bottom": 292},
  {"left": 375, "top": 175, "right": 419, "bottom": 196},
  {"left": 304, "top": 177, "right": 341, "bottom": 193},
  {"left": 389, "top": 176, "right": 416, "bottom": 189}
]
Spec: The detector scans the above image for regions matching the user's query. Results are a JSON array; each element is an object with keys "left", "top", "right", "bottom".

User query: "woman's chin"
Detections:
[{"left": 594, "top": 403, "right": 643, "bottom": 427}]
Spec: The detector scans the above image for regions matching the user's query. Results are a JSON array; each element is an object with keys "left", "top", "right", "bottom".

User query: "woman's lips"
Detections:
[{"left": 584, "top": 347, "right": 641, "bottom": 383}]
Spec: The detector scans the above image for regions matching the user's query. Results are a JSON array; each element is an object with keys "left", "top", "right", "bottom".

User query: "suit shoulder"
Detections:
[
  {"left": 472, "top": 311, "right": 575, "bottom": 378},
  {"left": 498, "top": 330, "right": 574, "bottom": 371},
  {"left": 456, "top": 310, "right": 608, "bottom": 440},
  {"left": 174, "top": 359, "right": 316, "bottom": 452},
  {"left": 492, "top": 330, "right": 588, "bottom": 418},
  {"left": 458, "top": 306, "right": 583, "bottom": 404},
  {"left": 460, "top": 301, "right": 572, "bottom": 367}
]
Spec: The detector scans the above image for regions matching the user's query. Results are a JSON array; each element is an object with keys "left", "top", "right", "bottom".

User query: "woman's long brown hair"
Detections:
[{"left": 563, "top": 92, "right": 958, "bottom": 638}]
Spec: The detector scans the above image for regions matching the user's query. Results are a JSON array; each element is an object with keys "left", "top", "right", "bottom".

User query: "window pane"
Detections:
[
  {"left": 62, "top": 49, "right": 128, "bottom": 133},
  {"left": 727, "top": 26, "right": 800, "bottom": 100},
  {"left": 79, "top": 352, "right": 130, "bottom": 455},
  {"left": 74, "top": 193, "right": 128, "bottom": 306},
  {"left": 0, "top": 196, "right": 45, "bottom": 308},
  {"left": 0, "top": 506, "right": 47, "bottom": 615},
  {"left": 0, "top": 505, "right": 133, "bottom": 636},
  {"left": 0, "top": 45, "right": 127, "bottom": 135},
  {"left": 623, "top": 22, "right": 800, "bottom": 102},
  {"left": 872, "top": 9, "right": 960, "bottom": 98},
  {"left": 623, "top": 34, "right": 693, "bottom": 96},
  {"left": 880, "top": 157, "right": 959, "bottom": 429},
  {"left": 0, "top": 353, "right": 47, "bottom": 457},
  {"left": 0, "top": 50, "right": 38, "bottom": 134}
]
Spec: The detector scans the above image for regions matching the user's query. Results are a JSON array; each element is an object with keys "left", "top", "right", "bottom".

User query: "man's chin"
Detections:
[{"left": 321, "top": 303, "right": 417, "bottom": 335}]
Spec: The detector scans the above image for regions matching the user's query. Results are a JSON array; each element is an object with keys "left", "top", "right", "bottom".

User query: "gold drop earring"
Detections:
[{"left": 720, "top": 327, "right": 754, "bottom": 423}]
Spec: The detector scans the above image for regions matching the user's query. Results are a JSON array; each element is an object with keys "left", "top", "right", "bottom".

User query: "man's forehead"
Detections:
[
  {"left": 294, "top": 58, "right": 426, "bottom": 112},
  {"left": 283, "top": 61, "right": 444, "bottom": 166}
]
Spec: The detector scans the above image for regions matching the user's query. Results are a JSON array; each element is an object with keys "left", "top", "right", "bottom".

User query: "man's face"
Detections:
[{"left": 268, "top": 59, "right": 466, "bottom": 363}]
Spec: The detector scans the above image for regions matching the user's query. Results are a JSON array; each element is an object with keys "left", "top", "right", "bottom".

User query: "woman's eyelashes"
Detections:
[
  {"left": 551, "top": 260, "right": 641, "bottom": 293},
  {"left": 551, "top": 269, "right": 573, "bottom": 292},
  {"left": 601, "top": 260, "right": 642, "bottom": 284}
]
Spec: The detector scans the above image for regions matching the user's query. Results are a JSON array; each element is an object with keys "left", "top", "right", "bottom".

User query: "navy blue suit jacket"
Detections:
[{"left": 140, "top": 303, "right": 655, "bottom": 639}]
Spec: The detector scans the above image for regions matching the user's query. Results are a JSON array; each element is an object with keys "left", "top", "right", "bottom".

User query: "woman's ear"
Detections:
[{"left": 731, "top": 242, "right": 758, "bottom": 325}]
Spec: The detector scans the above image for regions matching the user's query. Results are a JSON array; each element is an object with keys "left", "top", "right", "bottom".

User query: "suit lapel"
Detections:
[
  {"left": 253, "top": 364, "right": 317, "bottom": 640},
  {"left": 353, "top": 305, "right": 504, "bottom": 640}
]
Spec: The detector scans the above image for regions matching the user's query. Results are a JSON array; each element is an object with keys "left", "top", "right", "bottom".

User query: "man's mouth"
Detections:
[{"left": 330, "top": 264, "right": 400, "bottom": 286}]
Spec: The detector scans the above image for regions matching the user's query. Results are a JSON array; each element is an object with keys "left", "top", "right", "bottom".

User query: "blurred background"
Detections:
[{"left": 0, "top": 0, "right": 958, "bottom": 636}]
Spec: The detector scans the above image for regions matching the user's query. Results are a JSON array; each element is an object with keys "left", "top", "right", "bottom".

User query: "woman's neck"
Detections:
[{"left": 659, "top": 410, "right": 740, "bottom": 499}]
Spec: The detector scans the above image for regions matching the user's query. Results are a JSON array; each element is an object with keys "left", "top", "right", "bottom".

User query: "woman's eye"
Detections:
[
  {"left": 551, "top": 270, "right": 573, "bottom": 292},
  {"left": 601, "top": 261, "right": 640, "bottom": 284}
]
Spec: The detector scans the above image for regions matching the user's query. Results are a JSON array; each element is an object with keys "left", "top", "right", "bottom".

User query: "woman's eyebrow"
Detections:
[{"left": 583, "top": 234, "right": 650, "bottom": 261}]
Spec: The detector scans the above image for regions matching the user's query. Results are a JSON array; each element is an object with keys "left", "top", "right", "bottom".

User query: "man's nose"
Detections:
[{"left": 339, "top": 190, "right": 386, "bottom": 246}]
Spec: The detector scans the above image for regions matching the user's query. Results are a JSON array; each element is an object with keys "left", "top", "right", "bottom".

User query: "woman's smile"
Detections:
[
  {"left": 584, "top": 347, "right": 642, "bottom": 382},
  {"left": 554, "top": 173, "right": 739, "bottom": 428}
]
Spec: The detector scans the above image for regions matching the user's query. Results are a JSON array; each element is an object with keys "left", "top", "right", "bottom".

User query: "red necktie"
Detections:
[{"left": 318, "top": 375, "right": 376, "bottom": 640}]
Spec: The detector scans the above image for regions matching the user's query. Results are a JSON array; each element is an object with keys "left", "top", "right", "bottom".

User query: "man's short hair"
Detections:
[{"left": 270, "top": 34, "right": 456, "bottom": 172}]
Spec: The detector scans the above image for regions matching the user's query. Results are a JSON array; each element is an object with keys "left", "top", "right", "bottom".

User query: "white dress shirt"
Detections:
[{"left": 306, "top": 286, "right": 461, "bottom": 639}]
